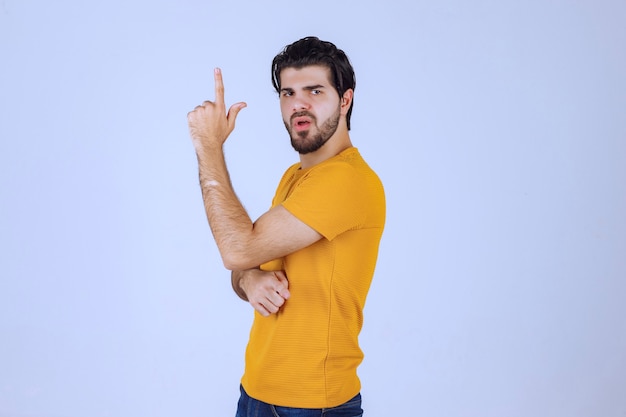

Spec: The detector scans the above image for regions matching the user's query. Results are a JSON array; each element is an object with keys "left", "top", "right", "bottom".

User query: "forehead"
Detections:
[{"left": 279, "top": 65, "right": 333, "bottom": 87}]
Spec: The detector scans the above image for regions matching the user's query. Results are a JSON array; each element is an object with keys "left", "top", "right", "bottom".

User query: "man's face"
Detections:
[{"left": 279, "top": 65, "right": 342, "bottom": 154}]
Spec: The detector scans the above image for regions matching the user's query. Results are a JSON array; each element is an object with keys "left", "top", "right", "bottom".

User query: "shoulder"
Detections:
[
  {"left": 309, "top": 148, "right": 383, "bottom": 189},
  {"left": 276, "top": 162, "right": 303, "bottom": 184}
]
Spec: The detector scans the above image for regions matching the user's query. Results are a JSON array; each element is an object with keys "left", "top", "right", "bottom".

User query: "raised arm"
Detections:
[{"left": 187, "top": 68, "right": 322, "bottom": 271}]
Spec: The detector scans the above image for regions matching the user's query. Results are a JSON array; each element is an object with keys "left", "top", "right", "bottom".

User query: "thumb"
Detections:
[{"left": 227, "top": 102, "right": 247, "bottom": 130}]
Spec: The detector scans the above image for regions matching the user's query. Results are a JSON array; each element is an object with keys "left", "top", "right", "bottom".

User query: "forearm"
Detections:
[
  {"left": 196, "top": 146, "right": 254, "bottom": 269},
  {"left": 187, "top": 69, "right": 251, "bottom": 270}
]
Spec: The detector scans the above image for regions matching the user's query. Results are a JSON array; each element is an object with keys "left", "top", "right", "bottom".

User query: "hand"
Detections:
[
  {"left": 187, "top": 68, "right": 246, "bottom": 153},
  {"left": 239, "top": 269, "right": 290, "bottom": 317}
]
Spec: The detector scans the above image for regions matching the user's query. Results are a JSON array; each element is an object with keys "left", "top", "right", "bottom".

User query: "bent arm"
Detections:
[
  {"left": 197, "top": 147, "right": 322, "bottom": 270},
  {"left": 188, "top": 68, "right": 322, "bottom": 270}
]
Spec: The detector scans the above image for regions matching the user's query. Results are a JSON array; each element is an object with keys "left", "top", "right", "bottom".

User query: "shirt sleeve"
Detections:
[{"left": 281, "top": 162, "right": 368, "bottom": 241}]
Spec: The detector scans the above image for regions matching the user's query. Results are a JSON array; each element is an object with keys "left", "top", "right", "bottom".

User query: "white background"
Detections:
[{"left": 1, "top": 0, "right": 625, "bottom": 416}]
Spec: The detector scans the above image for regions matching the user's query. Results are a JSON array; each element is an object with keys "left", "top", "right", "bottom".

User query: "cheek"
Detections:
[
  {"left": 279, "top": 102, "right": 291, "bottom": 119},
  {"left": 320, "top": 102, "right": 340, "bottom": 119}
]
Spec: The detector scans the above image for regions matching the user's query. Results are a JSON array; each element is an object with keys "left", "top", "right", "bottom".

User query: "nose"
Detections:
[{"left": 292, "top": 96, "right": 310, "bottom": 112}]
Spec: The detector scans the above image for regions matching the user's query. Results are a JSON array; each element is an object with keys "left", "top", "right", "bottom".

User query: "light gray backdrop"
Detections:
[{"left": 1, "top": 0, "right": 625, "bottom": 416}]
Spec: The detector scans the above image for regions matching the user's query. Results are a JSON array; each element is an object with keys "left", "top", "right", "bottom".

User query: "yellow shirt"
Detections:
[{"left": 241, "top": 147, "right": 386, "bottom": 408}]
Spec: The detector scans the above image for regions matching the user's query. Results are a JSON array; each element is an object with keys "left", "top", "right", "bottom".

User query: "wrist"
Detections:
[{"left": 195, "top": 143, "right": 223, "bottom": 162}]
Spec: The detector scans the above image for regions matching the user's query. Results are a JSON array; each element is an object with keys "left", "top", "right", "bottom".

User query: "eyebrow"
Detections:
[
  {"left": 280, "top": 84, "right": 326, "bottom": 94},
  {"left": 303, "top": 84, "right": 325, "bottom": 91}
]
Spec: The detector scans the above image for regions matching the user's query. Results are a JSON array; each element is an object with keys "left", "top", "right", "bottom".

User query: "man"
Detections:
[{"left": 187, "top": 37, "right": 385, "bottom": 417}]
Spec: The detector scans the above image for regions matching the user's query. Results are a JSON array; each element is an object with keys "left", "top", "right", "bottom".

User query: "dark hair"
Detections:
[{"left": 272, "top": 36, "right": 356, "bottom": 130}]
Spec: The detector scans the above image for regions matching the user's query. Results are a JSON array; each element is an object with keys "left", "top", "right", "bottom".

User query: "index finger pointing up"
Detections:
[{"left": 214, "top": 67, "right": 225, "bottom": 105}]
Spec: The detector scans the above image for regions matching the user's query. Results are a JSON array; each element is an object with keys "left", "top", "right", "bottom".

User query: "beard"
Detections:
[{"left": 284, "top": 106, "right": 341, "bottom": 154}]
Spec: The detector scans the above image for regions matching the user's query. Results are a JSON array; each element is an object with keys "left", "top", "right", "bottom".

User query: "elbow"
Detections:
[
  {"left": 221, "top": 251, "right": 256, "bottom": 271},
  {"left": 218, "top": 233, "right": 260, "bottom": 270}
]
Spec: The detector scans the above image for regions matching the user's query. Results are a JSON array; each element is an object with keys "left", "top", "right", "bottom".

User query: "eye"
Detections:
[
  {"left": 281, "top": 90, "right": 293, "bottom": 97},
  {"left": 311, "top": 89, "right": 321, "bottom": 95}
]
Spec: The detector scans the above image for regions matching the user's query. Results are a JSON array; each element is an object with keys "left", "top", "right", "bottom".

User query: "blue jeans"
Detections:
[{"left": 235, "top": 385, "right": 363, "bottom": 417}]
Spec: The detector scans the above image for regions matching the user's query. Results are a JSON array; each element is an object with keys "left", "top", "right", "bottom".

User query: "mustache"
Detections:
[{"left": 290, "top": 111, "right": 316, "bottom": 122}]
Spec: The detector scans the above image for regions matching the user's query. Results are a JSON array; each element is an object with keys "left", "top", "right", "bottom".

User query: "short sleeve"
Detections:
[{"left": 281, "top": 162, "right": 367, "bottom": 241}]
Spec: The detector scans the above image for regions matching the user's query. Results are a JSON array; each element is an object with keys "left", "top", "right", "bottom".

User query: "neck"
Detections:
[{"left": 299, "top": 127, "right": 352, "bottom": 169}]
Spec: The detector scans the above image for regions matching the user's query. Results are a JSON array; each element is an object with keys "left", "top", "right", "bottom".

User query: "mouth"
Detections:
[{"left": 292, "top": 115, "right": 313, "bottom": 132}]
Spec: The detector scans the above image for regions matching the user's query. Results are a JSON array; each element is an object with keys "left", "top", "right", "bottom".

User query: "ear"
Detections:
[{"left": 340, "top": 89, "right": 354, "bottom": 115}]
